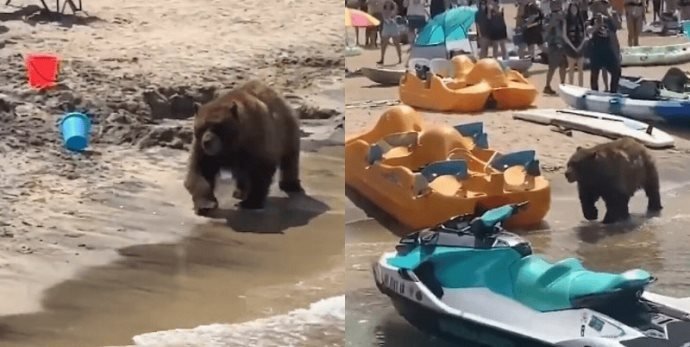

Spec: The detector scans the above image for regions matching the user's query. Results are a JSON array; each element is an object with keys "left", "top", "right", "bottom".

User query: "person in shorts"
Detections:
[
  {"left": 367, "top": 0, "right": 385, "bottom": 47},
  {"left": 624, "top": 0, "right": 644, "bottom": 46},
  {"left": 563, "top": 1, "right": 586, "bottom": 86},
  {"left": 543, "top": 1, "right": 567, "bottom": 95},
  {"left": 404, "top": 0, "right": 428, "bottom": 43},
  {"left": 377, "top": 0, "right": 403, "bottom": 65}
]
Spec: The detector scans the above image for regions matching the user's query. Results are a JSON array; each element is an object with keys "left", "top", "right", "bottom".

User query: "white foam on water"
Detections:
[{"left": 131, "top": 295, "right": 345, "bottom": 347}]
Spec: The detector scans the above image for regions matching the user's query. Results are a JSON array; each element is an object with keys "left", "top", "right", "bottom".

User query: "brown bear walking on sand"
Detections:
[
  {"left": 564, "top": 137, "right": 662, "bottom": 224},
  {"left": 184, "top": 80, "right": 304, "bottom": 216}
]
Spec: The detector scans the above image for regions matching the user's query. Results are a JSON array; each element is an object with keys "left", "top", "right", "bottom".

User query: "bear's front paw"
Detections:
[
  {"left": 647, "top": 202, "right": 663, "bottom": 212},
  {"left": 238, "top": 199, "right": 266, "bottom": 211},
  {"left": 279, "top": 180, "right": 304, "bottom": 194},
  {"left": 194, "top": 198, "right": 218, "bottom": 216},
  {"left": 602, "top": 212, "right": 629, "bottom": 224},
  {"left": 233, "top": 189, "right": 247, "bottom": 200},
  {"left": 583, "top": 207, "right": 598, "bottom": 221}
]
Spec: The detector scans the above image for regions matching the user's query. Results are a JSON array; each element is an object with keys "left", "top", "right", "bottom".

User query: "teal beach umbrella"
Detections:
[{"left": 414, "top": 6, "right": 479, "bottom": 46}]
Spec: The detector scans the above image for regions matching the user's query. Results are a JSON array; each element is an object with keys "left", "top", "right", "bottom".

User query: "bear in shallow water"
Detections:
[
  {"left": 183, "top": 80, "right": 303, "bottom": 215},
  {"left": 564, "top": 137, "right": 662, "bottom": 224}
]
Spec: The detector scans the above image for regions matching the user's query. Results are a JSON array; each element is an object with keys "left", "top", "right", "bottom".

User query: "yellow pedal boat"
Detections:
[{"left": 345, "top": 105, "right": 551, "bottom": 230}]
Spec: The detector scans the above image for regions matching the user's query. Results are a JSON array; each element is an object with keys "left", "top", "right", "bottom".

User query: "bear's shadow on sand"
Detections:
[{"left": 206, "top": 193, "right": 331, "bottom": 234}]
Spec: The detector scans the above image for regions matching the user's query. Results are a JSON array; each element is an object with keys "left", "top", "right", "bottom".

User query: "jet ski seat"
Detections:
[{"left": 510, "top": 255, "right": 652, "bottom": 312}]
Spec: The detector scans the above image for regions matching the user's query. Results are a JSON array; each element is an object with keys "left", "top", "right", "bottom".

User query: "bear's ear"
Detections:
[
  {"left": 192, "top": 102, "right": 202, "bottom": 115},
  {"left": 576, "top": 146, "right": 583, "bottom": 151},
  {"left": 228, "top": 101, "right": 240, "bottom": 120}
]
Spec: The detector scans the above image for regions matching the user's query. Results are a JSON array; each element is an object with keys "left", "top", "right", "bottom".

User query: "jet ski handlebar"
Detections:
[{"left": 467, "top": 201, "right": 529, "bottom": 237}]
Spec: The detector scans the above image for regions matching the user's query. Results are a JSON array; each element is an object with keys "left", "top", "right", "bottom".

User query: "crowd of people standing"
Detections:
[
  {"left": 506, "top": 0, "right": 623, "bottom": 94},
  {"left": 347, "top": 0, "right": 677, "bottom": 95}
]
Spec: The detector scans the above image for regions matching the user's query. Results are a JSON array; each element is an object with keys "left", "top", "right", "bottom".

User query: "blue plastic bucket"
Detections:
[{"left": 59, "top": 112, "right": 91, "bottom": 151}]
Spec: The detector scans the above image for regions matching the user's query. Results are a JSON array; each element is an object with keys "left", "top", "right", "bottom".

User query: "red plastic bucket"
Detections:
[{"left": 25, "top": 54, "right": 59, "bottom": 90}]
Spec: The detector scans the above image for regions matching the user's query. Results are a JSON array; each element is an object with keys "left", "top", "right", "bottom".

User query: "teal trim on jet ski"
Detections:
[{"left": 510, "top": 256, "right": 652, "bottom": 312}]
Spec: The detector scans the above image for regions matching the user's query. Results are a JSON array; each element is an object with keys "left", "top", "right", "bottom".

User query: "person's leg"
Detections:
[
  {"left": 544, "top": 48, "right": 560, "bottom": 94},
  {"left": 558, "top": 54, "right": 567, "bottom": 84},
  {"left": 626, "top": 14, "right": 635, "bottom": 46},
  {"left": 479, "top": 37, "right": 489, "bottom": 58},
  {"left": 576, "top": 57, "right": 584, "bottom": 86},
  {"left": 378, "top": 35, "right": 389, "bottom": 64},
  {"left": 567, "top": 56, "right": 576, "bottom": 84},
  {"left": 499, "top": 40, "right": 508, "bottom": 60},
  {"left": 634, "top": 17, "right": 642, "bottom": 46},
  {"left": 392, "top": 36, "right": 402, "bottom": 64},
  {"left": 490, "top": 40, "right": 499, "bottom": 58},
  {"left": 602, "top": 70, "right": 609, "bottom": 92},
  {"left": 606, "top": 57, "right": 622, "bottom": 92},
  {"left": 527, "top": 43, "right": 535, "bottom": 58},
  {"left": 590, "top": 64, "right": 601, "bottom": 91}
]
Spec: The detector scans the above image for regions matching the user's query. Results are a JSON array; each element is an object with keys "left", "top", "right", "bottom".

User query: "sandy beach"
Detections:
[
  {"left": 0, "top": 0, "right": 343, "bottom": 346},
  {"left": 345, "top": 4, "right": 690, "bottom": 347}
]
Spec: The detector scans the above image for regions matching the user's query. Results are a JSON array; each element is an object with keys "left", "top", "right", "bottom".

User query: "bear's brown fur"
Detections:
[
  {"left": 564, "top": 137, "right": 662, "bottom": 224},
  {"left": 183, "top": 80, "right": 303, "bottom": 215}
]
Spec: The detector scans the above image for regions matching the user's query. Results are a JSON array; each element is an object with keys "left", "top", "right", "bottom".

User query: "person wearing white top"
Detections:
[{"left": 404, "top": 0, "right": 428, "bottom": 42}]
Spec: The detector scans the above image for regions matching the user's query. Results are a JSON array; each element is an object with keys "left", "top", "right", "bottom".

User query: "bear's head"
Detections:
[
  {"left": 193, "top": 100, "right": 244, "bottom": 156},
  {"left": 565, "top": 146, "right": 599, "bottom": 183}
]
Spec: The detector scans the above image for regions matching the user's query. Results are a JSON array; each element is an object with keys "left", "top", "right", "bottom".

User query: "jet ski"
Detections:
[{"left": 372, "top": 202, "right": 690, "bottom": 347}]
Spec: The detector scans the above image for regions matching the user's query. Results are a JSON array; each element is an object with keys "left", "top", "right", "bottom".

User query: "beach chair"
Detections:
[{"left": 5, "top": 0, "right": 83, "bottom": 14}]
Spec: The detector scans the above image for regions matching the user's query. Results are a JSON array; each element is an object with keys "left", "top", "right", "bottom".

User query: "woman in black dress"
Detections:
[
  {"left": 521, "top": 0, "right": 545, "bottom": 59},
  {"left": 486, "top": 0, "right": 508, "bottom": 59},
  {"left": 563, "top": 1, "right": 586, "bottom": 86}
]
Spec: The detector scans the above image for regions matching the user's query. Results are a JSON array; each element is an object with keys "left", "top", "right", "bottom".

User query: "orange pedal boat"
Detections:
[
  {"left": 345, "top": 105, "right": 551, "bottom": 230},
  {"left": 399, "top": 55, "right": 538, "bottom": 113}
]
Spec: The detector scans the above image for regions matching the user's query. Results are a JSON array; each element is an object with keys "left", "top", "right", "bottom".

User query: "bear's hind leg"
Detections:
[
  {"left": 278, "top": 150, "right": 304, "bottom": 194},
  {"left": 644, "top": 165, "right": 663, "bottom": 212},
  {"left": 239, "top": 162, "right": 277, "bottom": 210},
  {"left": 602, "top": 192, "right": 630, "bottom": 224}
]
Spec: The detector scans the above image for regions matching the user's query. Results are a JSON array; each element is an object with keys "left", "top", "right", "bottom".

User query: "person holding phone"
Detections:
[{"left": 586, "top": 0, "right": 622, "bottom": 92}]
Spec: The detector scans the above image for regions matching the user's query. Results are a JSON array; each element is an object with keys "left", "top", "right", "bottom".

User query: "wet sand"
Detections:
[
  {"left": 0, "top": 0, "right": 344, "bottom": 346},
  {"left": 345, "top": 4, "right": 690, "bottom": 346},
  {"left": 0, "top": 147, "right": 344, "bottom": 347}
]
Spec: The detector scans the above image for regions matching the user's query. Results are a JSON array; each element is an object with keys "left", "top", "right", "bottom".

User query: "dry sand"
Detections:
[
  {"left": 346, "top": 5, "right": 690, "bottom": 175},
  {"left": 0, "top": 0, "right": 343, "bottom": 340}
]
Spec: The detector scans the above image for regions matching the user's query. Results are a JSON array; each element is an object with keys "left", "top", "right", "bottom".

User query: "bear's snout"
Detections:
[
  {"left": 564, "top": 169, "right": 577, "bottom": 183},
  {"left": 201, "top": 131, "right": 222, "bottom": 156}
]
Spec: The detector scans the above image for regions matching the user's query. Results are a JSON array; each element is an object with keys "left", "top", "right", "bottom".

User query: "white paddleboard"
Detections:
[{"left": 513, "top": 108, "right": 675, "bottom": 149}]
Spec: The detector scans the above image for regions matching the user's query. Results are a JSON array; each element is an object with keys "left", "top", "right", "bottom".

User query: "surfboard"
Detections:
[
  {"left": 513, "top": 108, "right": 675, "bottom": 149},
  {"left": 360, "top": 67, "right": 405, "bottom": 86}
]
